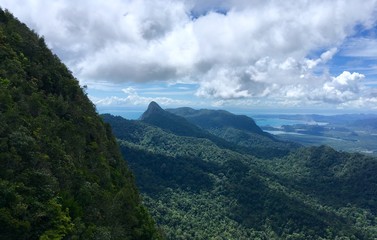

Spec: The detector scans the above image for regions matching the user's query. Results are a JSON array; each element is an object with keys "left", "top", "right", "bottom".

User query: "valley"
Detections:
[
  {"left": 3, "top": 3, "right": 377, "bottom": 239},
  {"left": 103, "top": 102, "right": 377, "bottom": 239},
  {"left": 97, "top": 108, "right": 377, "bottom": 156}
]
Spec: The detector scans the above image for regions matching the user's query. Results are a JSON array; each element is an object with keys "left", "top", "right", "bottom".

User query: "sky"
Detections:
[{"left": 2, "top": 0, "right": 377, "bottom": 116}]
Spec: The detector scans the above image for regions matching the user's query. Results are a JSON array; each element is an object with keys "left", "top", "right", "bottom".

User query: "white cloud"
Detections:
[
  {"left": 305, "top": 48, "right": 338, "bottom": 69},
  {"left": 2, "top": 0, "right": 377, "bottom": 108},
  {"left": 334, "top": 95, "right": 377, "bottom": 109},
  {"left": 90, "top": 87, "right": 191, "bottom": 107},
  {"left": 196, "top": 67, "right": 259, "bottom": 99},
  {"left": 313, "top": 71, "right": 365, "bottom": 103}
]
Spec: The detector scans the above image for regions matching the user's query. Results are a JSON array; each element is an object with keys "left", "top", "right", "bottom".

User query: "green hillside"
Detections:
[
  {"left": 104, "top": 106, "right": 377, "bottom": 239},
  {"left": 142, "top": 103, "right": 298, "bottom": 159},
  {"left": 167, "top": 107, "right": 266, "bottom": 135},
  {"left": 141, "top": 102, "right": 209, "bottom": 138},
  {"left": 0, "top": 9, "right": 161, "bottom": 239},
  {"left": 167, "top": 107, "right": 299, "bottom": 158}
]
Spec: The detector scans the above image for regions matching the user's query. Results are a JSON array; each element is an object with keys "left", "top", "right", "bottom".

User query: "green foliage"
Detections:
[
  {"left": 140, "top": 102, "right": 215, "bottom": 139},
  {"left": 209, "top": 127, "right": 298, "bottom": 158},
  {"left": 104, "top": 113, "right": 377, "bottom": 239},
  {"left": 266, "top": 146, "right": 377, "bottom": 212},
  {"left": 0, "top": 9, "right": 161, "bottom": 239},
  {"left": 39, "top": 198, "right": 73, "bottom": 240},
  {"left": 167, "top": 107, "right": 300, "bottom": 158},
  {"left": 167, "top": 107, "right": 266, "bottom": 135}
]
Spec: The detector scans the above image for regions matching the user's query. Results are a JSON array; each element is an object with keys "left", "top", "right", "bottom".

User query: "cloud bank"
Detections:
[
  {"left": 91, "top": 87, "right": 191, "bottom": 107},
  {"left": 2, "top": 0, "right": 377, "bottom": 108}
]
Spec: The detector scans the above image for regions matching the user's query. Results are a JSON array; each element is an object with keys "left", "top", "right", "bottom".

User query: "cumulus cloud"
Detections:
[
  {"left": 196, "top": 67, "right": 266, "bottom": 99},
  {"left": 2, "top": 0, "right": 377, "bottom": 108},
  {"left": 312, "top": 71, "right": 365, "bottom": 103}
]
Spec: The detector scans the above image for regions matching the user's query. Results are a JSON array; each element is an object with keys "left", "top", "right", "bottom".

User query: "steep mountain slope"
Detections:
[
  {"left": 104, "top": 112, "right": 377, "bottom": 239},
  {"left": 0, "top": 9, "right": 160, "bottom": 239},
  {"left": 167, "top": 107, "right": 299, "bottom": 158}
]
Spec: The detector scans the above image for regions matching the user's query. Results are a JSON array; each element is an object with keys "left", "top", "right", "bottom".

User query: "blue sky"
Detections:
[{"left": 2, "top": 0, "right": 377, "bottom": 117}]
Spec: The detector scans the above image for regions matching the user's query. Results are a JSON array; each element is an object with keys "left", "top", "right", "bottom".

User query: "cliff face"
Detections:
[{"left": 0, "top": 9, "right": 160, "bottom": 239}]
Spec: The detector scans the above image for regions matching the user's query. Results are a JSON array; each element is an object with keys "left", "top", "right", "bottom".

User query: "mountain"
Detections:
[
  {"left": 0, "top": 9, "right": 161, "bottom": 239},
  {"left": 141, "top": 102, "right": 297, "bottom": 158},
  {"left": 139, "top": 101, "right": 257, "bottom": 156},
  {"left": 352, "top": 118, "right": 377, "bottom": 129},
  {"left": 140, "top": 101, "right": 208, "bottom": 138},
  {"left": 104, "top": 110, "right": 377, "bottom": 239},
  {"left": 140, "top": 101, "right": 164, "bottom": 119},
  {"left": 167, "top": 107, "right": 299, "bottom": 158},
  {"left": 167, "top": 107, "right": 267, "bottom": 135}
]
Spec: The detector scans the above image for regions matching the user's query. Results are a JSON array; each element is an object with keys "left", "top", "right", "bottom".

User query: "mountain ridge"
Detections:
[
  {"left": 165, "top": 105, "right": 299, "bottom": 158},
  {"left": 167, "top": 107, "right": 268, "bottom": 136},
  {"left": 140, "top": 101, "right": 164, "bottom": 120},
  {"left": 140, "top": 101, "right": 207, "bottom": 138},
  {"left": 138, "top": 102, "right": 299, "bottom": 158},
  {"left": 103, "top": 110, "right": 377, "bottom": 239},
  {"left": 0, "top": 9, "right": 161, "bottom": 239}
]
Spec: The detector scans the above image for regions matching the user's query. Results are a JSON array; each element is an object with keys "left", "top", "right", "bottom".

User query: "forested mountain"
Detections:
[
  {"left": 141, "top": 101, "right": 209, "bottom": 138},
  {"left": 167, "top": 107, "right": 266, "bottom": 135},
  {"left": 104, "top": 106, "right": 377, "bottom": 239},
  {"left": 4, "top": 4, "right": 377, "bottom": 240},
  {"left": 167, "top": 106, "right": 299, "bottom": 158},
  {"left": 140, "top": 101, "right": 270, "bottom": 158},
  {"left": 0, "top": 9, "right": 161, "bottom": 239}
]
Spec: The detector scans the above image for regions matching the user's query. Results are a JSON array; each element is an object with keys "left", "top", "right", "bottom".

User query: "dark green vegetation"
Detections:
[
  {"left": 0, "top": 9, "right": 161, "bottom": 239},
  {"left": 104, "top": 102, "right": 377, "bottom": 239},
  {"left": 166, "top": 107, "right": 299, "bottom": 159},
  {"left": 167, "top": 107, "right": 266, "bottom": 135}
]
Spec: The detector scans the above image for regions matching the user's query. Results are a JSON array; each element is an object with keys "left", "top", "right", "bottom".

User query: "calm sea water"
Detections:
[
  {"left": 98, "top": 109, "right": 143, "bottom": 119},
  {"left": 116, "top": 111, "right": 143, "bottom": 119}
]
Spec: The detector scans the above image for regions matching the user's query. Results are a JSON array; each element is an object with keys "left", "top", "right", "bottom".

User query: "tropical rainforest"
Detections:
[
  {"left": 103, "top": 102, "right": 377, "bottom": 239},
  {"left": 2, "top": 6, "right": 377, "bottom": 240},
  {"left": 0, "top": 9, "right": 161, "bottom": 239}
]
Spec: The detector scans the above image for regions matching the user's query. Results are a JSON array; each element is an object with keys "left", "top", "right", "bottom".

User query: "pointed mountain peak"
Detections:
[
  {"left": 140, "top": 101, "right": 164, "bottom": 120},
  {"left": 148, "top": 101, "right": 163, "bottom": 111}
]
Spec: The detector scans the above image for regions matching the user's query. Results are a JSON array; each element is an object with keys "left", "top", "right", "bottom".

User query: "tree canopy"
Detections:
[
  {"left": 0, "top": 9, "right": 161, "bottom": 239},
  {"left": 104, "top": 106, "right": 377, "bottom": 239}
]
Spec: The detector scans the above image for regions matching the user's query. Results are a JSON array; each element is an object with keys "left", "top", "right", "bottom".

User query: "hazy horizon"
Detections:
[{"left": 97, "top": 104, "right": 377, "bottom": 120}]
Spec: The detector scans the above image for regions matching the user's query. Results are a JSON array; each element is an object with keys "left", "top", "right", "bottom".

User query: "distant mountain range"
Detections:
[
  {"left": 141, "top": 101, "right": 211, "bottom": 138},
  {"left": 140, "top": 102, "right": 299, "bottom": 158},
  {"left": 166, "top": 106, "right": 267, "bottom": 136},
  {"left": 103, "top": 101, "right": 377, "bottom": 239}
]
